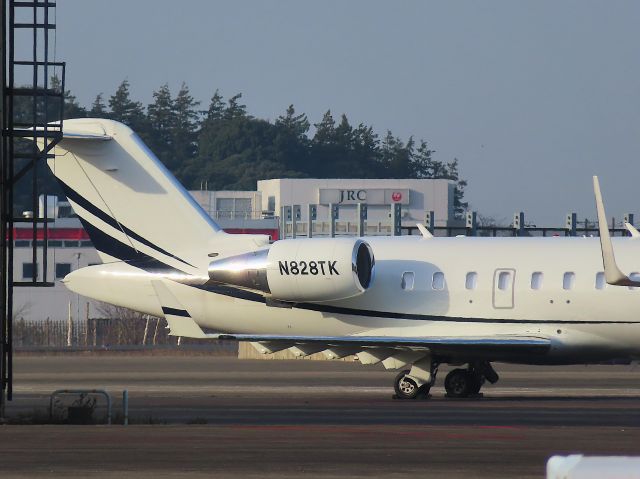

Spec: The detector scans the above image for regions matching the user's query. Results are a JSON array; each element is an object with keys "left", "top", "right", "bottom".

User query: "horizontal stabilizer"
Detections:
[
  {"left": 37, "top": 121, "right": 112, "bottom": 141},
  {"left": 151, "top": 280, "right": 207, "bottom": 339}
]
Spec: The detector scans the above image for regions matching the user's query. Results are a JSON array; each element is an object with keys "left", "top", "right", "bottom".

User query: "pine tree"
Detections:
[
  {"left": 173, "top": 82, "right": 200, "bottom": 133},
  {"left": 170, "top": 82, "right": 201, "bottom": 173},
  {"left": 48, "top": 75, "right": 86, "bottom": 120},
  {"left": 412, "top": 140, "right": 443, "bottom": 178},
  {"left": 108, "top": 80, "right": 146, "bottom": 129},
  {"left": 89, "top": 93, "right": 108, "bottom": 117},
  {"left": 275, "top": 104, "right": 310, "bottom": 138},
  {"left": 148, "top": 84, "right": 174, "bottom": 132},
  {"left": 335, "top": 114, "right": 354, "bottom": 150},
  {"left": 224, "top": 93, "right": 247, "bottom": 120},
  {"left": 352, "top": 123, "right": 381, "bottom": 177},
  {"left": 380, "top": 132, "right": 414, "bottom": 178},
  {"left": 274, "top": 105, "right": 310, "bottom": 170},
  {"left": 146, "top": 84, "right": 175, "bottom": 167},
  {"left": 313, "top": 110, "right": 336, "bottom": 145},
  {"left": 204, "top": 90, "right": 225, "bottom": 124},
  {"left": 441, "top": 158, "right": 468, "bottom": 218}
]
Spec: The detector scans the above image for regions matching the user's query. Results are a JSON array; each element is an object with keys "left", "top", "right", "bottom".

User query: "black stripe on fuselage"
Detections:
[
  {"left": 162, "top": 307, "right": 190, "bottom": 317},
  {"left": 195, "top": 281, "right": 640, "bottom": 325},
  {"left": 57, "top": 179, "right": 194, "bottom": 268}
]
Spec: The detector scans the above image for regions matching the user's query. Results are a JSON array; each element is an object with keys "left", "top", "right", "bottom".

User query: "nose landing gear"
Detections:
[
  {"left": 393, "top": 357, "right": 439, "bottom": 400},
  {"left": 393, "top": 369, "right": 431, "bottom": 399}
]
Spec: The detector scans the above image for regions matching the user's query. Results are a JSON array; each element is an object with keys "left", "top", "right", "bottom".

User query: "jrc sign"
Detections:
[{"left": 319, "top": 188, "right": 410, "bottom": 205}]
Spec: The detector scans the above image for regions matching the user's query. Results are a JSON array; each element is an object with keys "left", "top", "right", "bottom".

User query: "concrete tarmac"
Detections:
[{"left": 1, "top": 354, "right": 640, "bottom": 478}]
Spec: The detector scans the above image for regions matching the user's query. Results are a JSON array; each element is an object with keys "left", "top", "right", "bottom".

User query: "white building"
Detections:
[
  {"left": 12, "top": 217, "right": 102, "bottom": 323},
  {"left": 257, "top": 178, "right": 455, "bottom": 227}
]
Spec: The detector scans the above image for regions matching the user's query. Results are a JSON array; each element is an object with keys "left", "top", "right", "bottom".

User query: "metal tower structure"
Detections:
[{"left": 0, "top": 0, "right": 65, "bottom": 414}]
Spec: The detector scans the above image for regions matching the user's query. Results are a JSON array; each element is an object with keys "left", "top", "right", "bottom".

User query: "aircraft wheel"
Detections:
[
  {"left": 444, "top": 368, "right": 474, "bottom": 398},
  {"left": 469, "top": 373, "right": 485, "bottom": 395},
  {"left": 394, "top": 370, "right": 420, "bottom": 399}
]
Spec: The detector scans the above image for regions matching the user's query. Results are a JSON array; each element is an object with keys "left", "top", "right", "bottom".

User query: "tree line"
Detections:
[{"left": 25, "top": 79, "right": 469, "bottom": 216}]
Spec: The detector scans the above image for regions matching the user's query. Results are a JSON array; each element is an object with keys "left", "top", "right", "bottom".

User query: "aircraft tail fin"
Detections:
[{"left": 41, "top": 118, "right": 223, "bottom": 269}]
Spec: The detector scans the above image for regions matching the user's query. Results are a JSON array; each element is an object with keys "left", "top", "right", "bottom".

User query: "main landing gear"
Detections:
[
  {"left": 394, "top": 361, "right": 499, "bottom": 400},
  {"left": 443, "top": 368, "right": 484, "bottom": 398}
]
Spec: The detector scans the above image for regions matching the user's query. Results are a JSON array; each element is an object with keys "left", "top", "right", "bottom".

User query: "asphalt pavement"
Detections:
[{"left": 1, "top": 353, "right": 639, "bottom": 478}]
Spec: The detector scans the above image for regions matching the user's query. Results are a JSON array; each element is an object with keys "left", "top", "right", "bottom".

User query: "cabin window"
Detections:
[
  {"left": 595, "top": 272, "right": 606, "bottom": 290},
  {"left": 432, "top": 272, "right": 445, "bottom": 291},
  {"left": 531, "top": 272, "right": 543, "bottom": 290},
  {"left": 465, "top": 272, "right": 477, "bottom": 290},
  {"left": 401, "top": 271, "right": 415, "bottom": 291},
  {"left": 628, "top": 272, "right": 640, "bottom": 290},
  {"left": 563, "top": 272, "right": 575, "bottom": 290},
  {"left": 497, "top": 271, "right": 511, "bottom": 290}
]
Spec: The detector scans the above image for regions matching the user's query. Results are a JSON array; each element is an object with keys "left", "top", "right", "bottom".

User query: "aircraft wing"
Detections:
[
  {"left": 210, "top": 333, "right": 552, "bottom": 365},
  {"left": 153, "top": 280, "right": 551, "bottom": 365}
]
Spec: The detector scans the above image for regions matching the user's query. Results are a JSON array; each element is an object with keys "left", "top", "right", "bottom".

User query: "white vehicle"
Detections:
[{"left": 41, "top": 118, "right": 640, "bottom": 399}]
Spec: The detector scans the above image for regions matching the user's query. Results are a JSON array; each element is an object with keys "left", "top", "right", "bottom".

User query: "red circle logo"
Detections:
[{"left": 391, "top": 192, "right": 402, "bottom": 202}]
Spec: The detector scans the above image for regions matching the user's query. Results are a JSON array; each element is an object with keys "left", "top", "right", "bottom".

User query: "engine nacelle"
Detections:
[{"left": 208, "top": 238, "right": 374, "bottom": 302}]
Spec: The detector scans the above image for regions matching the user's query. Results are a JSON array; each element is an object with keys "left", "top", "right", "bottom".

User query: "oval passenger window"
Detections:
[
  {"left": 401, "top": 271, "right": 415, "bottom": 291},
  {"left": 563, "top": 272, "right": 575, "bottom": 290},
  {"left": 531, "top": 272, "right": 543, "bottom": 290},
  {"left": 432, "top": 272, "right": 445, "bottom": 291},
  {"left": 465, "top": 272, "right": 477, "bottom": 290}
]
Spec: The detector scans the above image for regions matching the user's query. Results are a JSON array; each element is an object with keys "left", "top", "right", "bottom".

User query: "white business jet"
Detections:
[{"left": 42, "top": 119, "right": 640, "bottom": 399}]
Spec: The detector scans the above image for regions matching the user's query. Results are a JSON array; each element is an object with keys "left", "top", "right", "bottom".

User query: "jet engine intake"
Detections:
[{"left": 208, "top": 238, "right": 374, "bottom": 302}]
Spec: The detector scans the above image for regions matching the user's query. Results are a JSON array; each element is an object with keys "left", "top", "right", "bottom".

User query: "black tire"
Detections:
[
  {"left": 394, "top": 370, "right": 420, "bottom": 400},
  {"left": 468, "top": 373, "right": 485, "bottom": 395},
  {"left": 417, "top": 384, "right": 432, "bottom": 399},
  {"left": 444, "top": 368, "right": 472, "bottom": 398}
]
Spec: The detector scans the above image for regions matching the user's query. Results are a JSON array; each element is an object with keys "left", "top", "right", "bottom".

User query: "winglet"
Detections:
[
  {"left": 593, "top": 176, "right": 640, "bottom": 286},
  {"left": 151, "top": 280, "right": 209, "bottom": 338},
  {"left": 625, "top": 222, "right": 640, "bottom": 238},
  {"left": 416, "top": 223, "right": 433, "bottom": 239}
]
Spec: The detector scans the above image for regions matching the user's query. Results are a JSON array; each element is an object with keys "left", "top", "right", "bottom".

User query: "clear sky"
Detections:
[{"left": 51, "top": 0, "right": 640, "bottom": 225}]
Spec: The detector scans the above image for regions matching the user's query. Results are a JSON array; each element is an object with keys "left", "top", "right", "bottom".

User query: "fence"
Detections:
[
  {"left": 12, "top": 316, "right": 237, "bottom": 352},
  {"left": 280, "top": 203, "right": 634, "bottom": 239}
]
